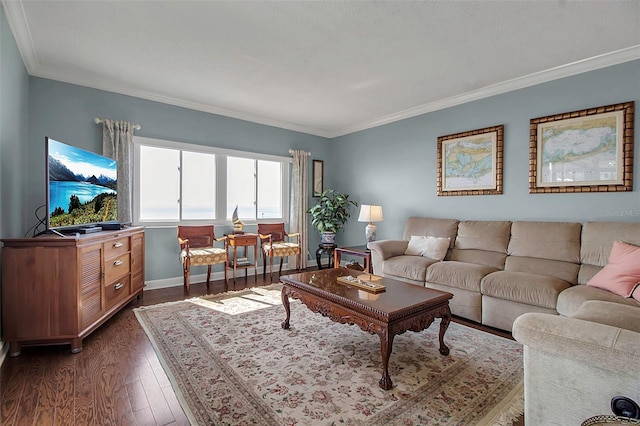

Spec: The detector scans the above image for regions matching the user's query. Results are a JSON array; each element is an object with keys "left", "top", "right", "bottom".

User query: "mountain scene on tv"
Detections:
[{"left": 48, "top": 140, "right": 117, "bottom": 228}]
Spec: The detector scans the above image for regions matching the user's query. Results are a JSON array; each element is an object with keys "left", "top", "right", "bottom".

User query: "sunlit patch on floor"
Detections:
[{"left": 187, "top": 288, "right": 283, "bottom": 315}]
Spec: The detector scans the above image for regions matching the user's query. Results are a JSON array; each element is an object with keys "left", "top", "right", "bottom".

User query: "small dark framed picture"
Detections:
[{"left": 312, "top": 159, "right": 323, "bottom": 197}]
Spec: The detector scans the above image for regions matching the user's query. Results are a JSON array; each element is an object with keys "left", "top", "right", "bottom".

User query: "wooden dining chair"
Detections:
[
  {"left": 257, "top": 223, "right": 302, "bottom": 281},
  {"left": 177, "top": 225, "right": 228, "bottom": 294}
]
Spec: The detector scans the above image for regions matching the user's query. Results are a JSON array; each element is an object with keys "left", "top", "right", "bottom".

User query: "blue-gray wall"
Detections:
[
  {"left": 2, "top": 17, "right": 639, "bottom": 287},
  {"left": 26, "top": 78, "right": 331, "bottom": 281},
  {"left": 331, "top": 60, "right": 640, "bottom": 247},
  {"left": 0, "top": 4, "right": 30, "bottom": 343},
  {"left": 1, "top": 6, "right": 29, "bottom": 238}
]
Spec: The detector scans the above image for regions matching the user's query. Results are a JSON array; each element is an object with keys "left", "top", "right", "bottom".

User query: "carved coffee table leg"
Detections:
[
  {"left": 438, "top": 305, "right": 451, "bottom": 356},
  {"left": 281, "top": 287, "right": 291, "bottom": 329},
  {"left": 378, "top": 329, "right": 395, "bottom": 390}
]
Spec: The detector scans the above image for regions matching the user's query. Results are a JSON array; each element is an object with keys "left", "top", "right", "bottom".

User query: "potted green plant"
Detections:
[{"left": 307, "top": 189, "right": 358, "bottom": 244}]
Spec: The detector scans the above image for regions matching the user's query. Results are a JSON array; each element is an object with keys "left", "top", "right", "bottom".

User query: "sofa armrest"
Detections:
[
  {"left": 513, "top": 312, "right": 639, "bottom": 373},
  {"left": 368, "top": 239, "right": 408, "bottom": 275},
  {"left": 368, "top": 240, "right": 407, "bottom": 260}
]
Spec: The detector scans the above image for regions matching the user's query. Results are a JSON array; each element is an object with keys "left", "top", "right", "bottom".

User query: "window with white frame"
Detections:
[{"left": 134, "top": 136, "right": 290, "bottom": 225}]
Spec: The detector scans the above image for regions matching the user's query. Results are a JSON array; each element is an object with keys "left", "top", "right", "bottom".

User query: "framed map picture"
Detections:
[
  {"left": 437, "top": 125, "right": 504, "bottom": 196},
  {"left": 529, "top": 101, "right": 634, "bottom": 193}
]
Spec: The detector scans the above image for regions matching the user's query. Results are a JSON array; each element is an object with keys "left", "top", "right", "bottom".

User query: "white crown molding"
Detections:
[
  {"left": 25, "top": 66, "right": 335, "bottom": 138},
  {"left": 132, "top": 93, "right": 334, "bottom": 138},
  {"left": 35, "top": 44, "right": 639, "bottom": 139},
  {"left": 2, "top": 0, "right": 39, "bottom": 73},
  {"left": 329, "top": 45, "right": 640, "bottom": 138},
  {"left": 4, "top": 0, "right": 639, "bottom": 139},
  {"left": 2, "top": 0, "right": 332, "bottom": 138}
]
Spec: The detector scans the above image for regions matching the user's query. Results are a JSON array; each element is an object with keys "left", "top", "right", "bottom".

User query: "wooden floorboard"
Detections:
[
  {"left": 52, "top": 354, "right": 76, "bottom": 426},
  {"left": 0, "top": 361, "right": 29, "bottom": 425},
  {"left": 0, "top": 271, "right": 524, "bottom": 425},
  {"left": 74, "top": 353, "right": 96, "bottom": 426},
  {"left": 133, "top": 406, "right": 156, "bottom": 426},
  {"left": 15, "top": 357, "right": 46, "bottom": 426}
]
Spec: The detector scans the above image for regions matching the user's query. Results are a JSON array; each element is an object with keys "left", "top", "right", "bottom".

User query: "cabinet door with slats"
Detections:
[
  {"left": 79, "top": 243, "right": 103, "bottom": 328},
  {"left": 131, "top": 231, "right": 145, "bottom": 294}
]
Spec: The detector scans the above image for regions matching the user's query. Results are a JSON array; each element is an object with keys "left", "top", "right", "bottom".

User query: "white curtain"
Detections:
[
  {"left": 290, "top": 149, "right": 309, "bottom": 269},
  {"left": 101, "top": 120, "right": 134, "bottom": 223}
]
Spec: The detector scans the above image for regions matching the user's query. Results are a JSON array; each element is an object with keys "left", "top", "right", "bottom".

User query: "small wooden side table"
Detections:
[
  {"left": 334, "top": 245, "right": 372, "bottom": 273},
  {"left": 315, "top": 244, "right": 336, "bottom": 269},
  {"left": 225, "top": 233, "right": 258, "bottom": 284}
]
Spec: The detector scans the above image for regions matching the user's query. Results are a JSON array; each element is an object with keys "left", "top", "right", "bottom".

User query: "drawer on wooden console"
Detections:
[
  {"left": 104, "top": 236, "right": 130, "bottom": 259},
  {"left": 104, "top": 253, "right": 131, "bottom": 284},
  {"left": 105, "top": 275, "right": 131, "bottom": 308}
]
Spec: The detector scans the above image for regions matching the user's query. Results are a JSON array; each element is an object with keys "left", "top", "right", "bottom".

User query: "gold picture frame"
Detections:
[
  {"left": 437, "top": 125, "right": 504, "bottom": 196},
  {"left": 529, "top": 101, "right": 634, "bottom": 193},
  {"left": 312, "top": 159, "right": 324, "bottom": 197}
]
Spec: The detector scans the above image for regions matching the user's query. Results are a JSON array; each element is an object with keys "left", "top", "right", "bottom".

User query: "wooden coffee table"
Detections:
[{"left": 280, "top": 268, "right": 453, "bottom": 390}]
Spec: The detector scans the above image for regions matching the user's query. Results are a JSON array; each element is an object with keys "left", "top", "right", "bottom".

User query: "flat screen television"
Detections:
[{"left": 46, "top": 137, "right": 118, "bottom": 233}]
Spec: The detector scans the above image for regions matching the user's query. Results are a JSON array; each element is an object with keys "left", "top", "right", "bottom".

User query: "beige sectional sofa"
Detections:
[
  {"left": 369, "top": 216, "right": 640, "bottom": 424},
  {"left": 368, "top": 217, "right": 640, "bottom": 330}
]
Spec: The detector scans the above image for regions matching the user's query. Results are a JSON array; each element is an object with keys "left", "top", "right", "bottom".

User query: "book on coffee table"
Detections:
[{"left": 337, "top": 274, "right": 386, "bottom": 293}]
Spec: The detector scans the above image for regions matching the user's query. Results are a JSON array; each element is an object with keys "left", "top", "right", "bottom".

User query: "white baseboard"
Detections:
[{"left": 144, "top": 263, "right": 295, "bottom": 291}]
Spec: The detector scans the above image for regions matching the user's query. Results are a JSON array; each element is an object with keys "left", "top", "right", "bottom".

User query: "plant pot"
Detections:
[{"left": 320, "top": 232, "right": 336, "bottom": 245}]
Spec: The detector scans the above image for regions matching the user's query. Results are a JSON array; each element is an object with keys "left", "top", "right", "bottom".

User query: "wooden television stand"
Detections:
[{"left": 1, "top": 227, "right": 145, "bottom": 356}]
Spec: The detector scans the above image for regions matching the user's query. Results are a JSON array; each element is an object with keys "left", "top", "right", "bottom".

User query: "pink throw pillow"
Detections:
[{"left": 587, "top": 241, "right": 640, "bottom": 301}]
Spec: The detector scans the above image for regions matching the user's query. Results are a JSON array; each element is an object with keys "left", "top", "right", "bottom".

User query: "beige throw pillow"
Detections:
[{"left": 405, "top": 235, "right": 450, "bottom": 260}]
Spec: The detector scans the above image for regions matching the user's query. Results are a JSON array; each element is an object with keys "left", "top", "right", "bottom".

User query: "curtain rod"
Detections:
[
  {"left": 94, "top": 117, "right": 141, "bottom": 131},
  {"left": 288, "top": 149, "right": 311, "bottom": 156}
]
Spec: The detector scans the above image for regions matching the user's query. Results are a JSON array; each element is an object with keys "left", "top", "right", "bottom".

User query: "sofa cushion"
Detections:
[
  {"left": 505, "top": 256, "right": 579, "bottom": 284},
  {"left": 571, "top": 300, "right": 640, "bottom": 333},
  {"left": 426, "top": 261, "right": 498, "bottom": 292},
  {"left": 455, "top": 220, "right": 511, "bottom": 253},
  {"left": 580, "top": 221, "right": 640, "bottom": 267},
  {"left": 481, "top": 271, "right": 571, "bottom": 309},
  {"left": 405, "top": 235, "right": 450, "bottom": 260},
  {"left": 448, "top": 249, "right": 507, "bottom": 270},
  {"left": 382, "top": 255, "right": 439, "bottom": 282},
  {"left": 402, "top": 217, "right": 459, "bottom": 248},
  {"left": 508, "top": 221, "right": 581, "bottom": 263},
  {"left": 556, "top": 285, "right": 640, "bottom": 317},
  {"left": 446, "top": 221, "right": 511, "bottom": 269},
  {"left": 587, "top": 241, "right": 640, "bottom": 300},
  {"left": 578, "top": 264, "right": 602, "bottom": 286}
]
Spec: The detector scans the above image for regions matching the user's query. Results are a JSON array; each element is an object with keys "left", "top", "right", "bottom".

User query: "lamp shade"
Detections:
[{"left": 358, "top": 205, "right": 384, "bottom": 223}]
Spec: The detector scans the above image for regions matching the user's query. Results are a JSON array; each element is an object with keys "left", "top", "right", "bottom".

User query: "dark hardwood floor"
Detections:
[{"left": 0, "top": 272, "right": 524, "bottom": 425}]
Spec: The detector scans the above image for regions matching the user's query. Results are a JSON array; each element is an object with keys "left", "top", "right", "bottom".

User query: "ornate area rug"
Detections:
[{"left": 134, "top": 284, "right": 523, "bottom": 425}]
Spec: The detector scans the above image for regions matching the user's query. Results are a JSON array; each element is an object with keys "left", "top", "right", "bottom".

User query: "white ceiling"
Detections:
[{"left": 3, "top": 1, "right": 640, "bottom": 138}]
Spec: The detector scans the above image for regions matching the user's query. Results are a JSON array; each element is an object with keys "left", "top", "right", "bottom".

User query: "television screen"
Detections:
[{"left": 46, "top": 137, "right": 118, "bottom": 230}]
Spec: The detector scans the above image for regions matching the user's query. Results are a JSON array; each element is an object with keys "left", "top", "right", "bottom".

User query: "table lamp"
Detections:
[{"left": 357, "top": 205, "right": 383, "bottom": 245}]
